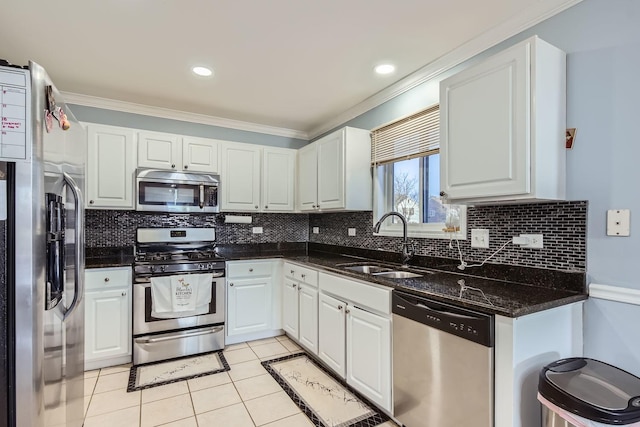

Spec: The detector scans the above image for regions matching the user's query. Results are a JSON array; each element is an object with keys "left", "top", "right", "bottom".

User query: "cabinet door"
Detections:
[
  {"left": 138, "top": 131, "right": 181, "bottom": 170},
  {"left": 318, "top": 293, "right": 346, "bottom": 378},
  {"left": 227, "top": 277, "right": 272, "bottom": 336},
  {"left": 317, "top": 131, "right": 345, "bottom": 210},
  {"left": 182, "top": 136, "right": 220, "bottom": 173},
  {"left": 440, "top": 42, "right": 529, "bottom": 200},
  {"left": 298, "top": 283, "right": 318, "bottom": 355},
  {"left": 85, "top": 289, "right": 131, "bottom": 362},
  {"left": 221, "top": 143, "right": 261, "bottom": 211},
  {"left": 282, "top": 279, "right": 299, "bottom": 339},
  {"left": 346, "top": 306, "right": 392, "bottom": 412},
  {"left": 262, "top": 147, "right": 295, "bottom": 211},
  {"left": 86, "top": 125, "right": 136, "bottom": 209},
  {"left": 297, "top": 144, "right": 318, "bottom": 211}
]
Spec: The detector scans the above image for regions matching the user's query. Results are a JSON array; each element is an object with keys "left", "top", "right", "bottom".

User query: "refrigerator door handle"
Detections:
[{"left": 62, "top": 172, "right": 85, "bottom": 321}]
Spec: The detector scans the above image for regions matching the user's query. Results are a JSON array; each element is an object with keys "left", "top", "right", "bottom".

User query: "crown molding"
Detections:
[
  {"left": 589, "top": 283, "right": 640, "bottom": 306},
  {"left": 308, "top": 0, "right": 583, "bottom": 139},
  {"left": 62, "top": 91, "right": 309, "bottom": 140}
]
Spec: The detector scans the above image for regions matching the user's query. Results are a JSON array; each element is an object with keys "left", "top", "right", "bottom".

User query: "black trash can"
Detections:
[{"left": 539, "top": 358, "right": 640, "bottom": 426}]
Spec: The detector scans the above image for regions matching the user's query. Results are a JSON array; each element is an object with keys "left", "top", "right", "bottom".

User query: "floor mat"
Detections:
[
  {"left": 127, "top": 350, "right": 229, "bottom": 392},
  {"left": 262, "top": 353, "right": 390, "bottom": 427}
]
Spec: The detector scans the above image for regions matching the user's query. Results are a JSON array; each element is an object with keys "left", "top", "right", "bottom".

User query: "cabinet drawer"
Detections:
[
  {"left": 284, "top": 262, "right": 318, "bottom": 287},
  {"left": 85, "top": 267, "right": 131, "bottom": 291},
  {"left": 227, "top": 261, "right": 274, "bottom": 278},
  {"left": 319, "top": 272, "right": 391, "bottom": 315}
]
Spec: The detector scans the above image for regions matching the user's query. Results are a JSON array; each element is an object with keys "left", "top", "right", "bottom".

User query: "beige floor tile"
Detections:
[
  {"left": 99, "top": 363, "right": 132, "bottom": 376},
  {"left": 141, "top": 381, "right": 190, "bottom": 404},
  {"left": 277, "top": 338, "right": 302, "bottom": 353},
  {"left": 191, "top": 382, "right": 241, "bottom": 414},
  {"left": 274, "top": 334, "right": 289, "bottom": 342},
  {"left": 234, "top": 374, "right": 281, "bottom": 401},
  {"left": 244, "top": 391, "right": 300, "bottom": 426},
  {"left": 225, "top": 342, "right": 249, "bottom": 351},
  {"left": 262, "top": 413, "right": 313, "bottom": 427},
  {"left": 250, "top": 342, "right": 289, "bottom": 359},
  {"left": 196, "top": 402, "right": 255, "bottom": 427},
  {"left": 83, "top": 405, "right": 140, "bottom": 427},
  {"left": 84, "top": 396, "right": 91, "bottom": 416},
  {"left": 86, "top": 388, "right": 140, "bottom": 417},
  {"left": 84, "top": 369, "right": 100, "bottom": 379},
  {"left": 93, "top": 371, "right": 130, "bottom": 394},
  {"left": 187, "top": 371, "right": 231, "bottom": 392},
  {"left": 159, "top": 416, "right": 198, "bottom": 427},
  {"left": 141, "top": 394, "right": 194, "bottom": 427},
  {"left": 84, "top": 376, "right": 98, "bottom": 396},
  {"left": 224, "top": 347, "right": 258, "bottom": 365},
  {"left": 227, "top": 359, "right": 267, "bottom": 382},
  {"left": 247, "top": 337, "right": 278, "bottom": 347},
  {"left": 376, "top": 421, "right": 400, "bottom": 426}
]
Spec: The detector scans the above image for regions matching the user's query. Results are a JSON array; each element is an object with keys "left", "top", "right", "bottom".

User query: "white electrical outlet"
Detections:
[
  {"left": 607, "top": 209, "right": 630, "bottom": 236},
  {"left": 471, "top": 229, "right": 489, "bottom": 248},
  {"left": 520, "top": 234, "right": 543, "bottom": 248},
  {"left": 348, "top": 228, "right": 356, "bottom": 236},
  {"left": 252, "top": 227, "right": 263, "bottom": 234},
  {"left": 312, "top": 227, "right": 319, "bottom": 234}
]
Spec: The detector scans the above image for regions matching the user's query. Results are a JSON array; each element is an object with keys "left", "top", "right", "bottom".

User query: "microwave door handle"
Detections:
[
  {"left": 199, "top": 184, "right": 205, "bottom": 209},
  {"left": 62, "top": 172, "right": 85, "bottom": 321}
]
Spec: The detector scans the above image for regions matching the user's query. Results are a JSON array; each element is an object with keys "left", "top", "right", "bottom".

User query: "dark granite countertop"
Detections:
[{"left": 86, "top": 247, "right": 135, "bottom": 269}]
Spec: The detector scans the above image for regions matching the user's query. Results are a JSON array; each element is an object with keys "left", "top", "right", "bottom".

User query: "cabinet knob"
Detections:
[
  {"left": 171, "top": 164, "right": 176, "bottom": 169},
  {"left": 89, "top": 200, "right": 94, "bottom": 205},
  {"left": 301, "top": 273, "right": 306, "bottom": 279},
  {"left": 121, "top": 292, "right": 127, "bottom": 296},
  {"left": 345, "top": 308, "right": 350, "bottom": 313},
  {"left": 316, "top": 204, "right": 320, "bottom": 208},
  {"left": 104, "top": 277, "right": 109, "bottom": 282},
  {"left": 440, "top": 191, "right": 446, "bottom": 197},
  {"left": 312, "top": 205, "right": 316, "bottom": 208},
  {"left": 255, "top": 205, "right": 259, "bottom": 209},
  {"left": 292, "top": 284, "right": 297, "bottom": 289},
  {"left": 230, "top": 283, "right": 234, "bottom": 287},
  {"left": 338, "top": 305, "right": 343, "bottom": 310},
  {"left": 184, "top": 165, "right": 188, "bottom": 169},
  {"left": 290, "top": 270, "right": 295, "bottom": 274},
  {"left": 249, "top": 268, "right": 254, "bottom": 272},
  {"left": 265, "top": 205, "right": 268, "bottom": 209}
]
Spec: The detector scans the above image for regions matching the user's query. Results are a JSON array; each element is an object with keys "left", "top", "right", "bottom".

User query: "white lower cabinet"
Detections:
[
  {"left": 282, "top": 263, "right": 319, "bottom": 354},
  {"left": 297, "top": 283, "right": 319, "bottom": 354},
  {"left": 85, "top": 267, "right": 132, "bottom": 370},
  {"left": 226, "top": 259, "right": 282, "bottom": 344},
  {"left": 318, "top": 272, "right": 392, "bottom": 413}
]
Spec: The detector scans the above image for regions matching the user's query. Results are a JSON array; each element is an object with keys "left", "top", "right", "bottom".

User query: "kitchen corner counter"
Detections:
[{"left": 285, "top": 252, "right": 587, "bottom": 318}]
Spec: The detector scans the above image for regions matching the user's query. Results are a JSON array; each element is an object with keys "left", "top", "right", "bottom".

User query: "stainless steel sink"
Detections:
[
  {"left": 372, "top": 271, "right": 423, "bottom": 279},
  {"left": 343, "top": 265, "right": 392, "bottom": 274}
]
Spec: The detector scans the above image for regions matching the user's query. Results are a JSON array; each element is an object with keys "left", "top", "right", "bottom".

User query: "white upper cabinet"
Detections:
[
  {"left": 138, "top": 131, "right": 220, "bottom": 173},
  {"left": 86, "top": 124, "right": 137, "bottom": 209},
  {"left": 221, "top": 142, "right": 296, "bottom": 212},
  {"left": 262, "top": 147, "right": 296, "bottom": 211},
  {"left": 439, "top": 36, "right": 566, "bottom": 203},
  {"left": 297, "top": 126, "right": 372, "bottom": 212}
]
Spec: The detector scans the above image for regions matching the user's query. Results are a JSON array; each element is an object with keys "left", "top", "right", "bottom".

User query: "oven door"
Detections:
[{"left": 133, "top": 275, "right": 225, "bottom": 336}]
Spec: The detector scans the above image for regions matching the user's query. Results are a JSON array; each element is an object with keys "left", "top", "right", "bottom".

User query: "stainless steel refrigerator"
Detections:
[{"left": 0, "top": 60, "right": 85, "bottom": 427}]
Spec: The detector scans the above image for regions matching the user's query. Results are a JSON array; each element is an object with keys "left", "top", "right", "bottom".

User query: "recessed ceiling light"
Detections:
[
  {"left": 374, "top": 64, "right": 396, "bottom": 75},
  {"left": 192, "top": 66, "right": 213, "bottom": 77}
]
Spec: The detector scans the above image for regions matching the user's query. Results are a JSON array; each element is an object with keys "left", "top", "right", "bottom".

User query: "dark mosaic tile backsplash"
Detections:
[
  {"left": 309, "top": 201, "right": 587, "bottom": 272},
  {"left": 85, "top": 211, "right": 309, "bottom": 247},
  {"left": 87, "top": 200, "right": 587, "bottom": 273}
]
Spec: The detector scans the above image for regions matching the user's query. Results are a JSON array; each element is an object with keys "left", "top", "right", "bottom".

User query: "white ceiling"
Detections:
[{"left": 1, "top": 0, "right": 578, "bottom": 138}]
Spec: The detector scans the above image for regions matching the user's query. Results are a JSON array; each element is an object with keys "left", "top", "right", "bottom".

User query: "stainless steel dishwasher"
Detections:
[{"left": 393, "top": 290, "right": 494, "bottom": 427}]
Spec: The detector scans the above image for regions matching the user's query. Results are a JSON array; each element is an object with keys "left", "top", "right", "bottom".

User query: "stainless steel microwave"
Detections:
[{"left": 136, "top": 169, "right": 219, "bottom": 213}]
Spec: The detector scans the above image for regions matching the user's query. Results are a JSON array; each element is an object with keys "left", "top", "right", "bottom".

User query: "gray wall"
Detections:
[
  {"left": 69, "top": 105, "right": 308, "bottom": 149},
  {"left": 334, "top": 0, "right": 640, "bottom": 375}
]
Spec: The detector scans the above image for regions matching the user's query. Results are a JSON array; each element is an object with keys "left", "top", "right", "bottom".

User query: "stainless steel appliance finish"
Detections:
[
  {"left": 0, "top": 61, "right": 86, "bottom": 427},
  {"left": 136, "top": 168, "right": 220, "bottom": 213},
  {"left": 393, "top": 290, "right": 494, "bottom": 427},
  {"left": 542, "top": 406, "right": 579, "bottom": 427},
  {"left": 132, "top": 228, "right": 225, "bottom": 365}
]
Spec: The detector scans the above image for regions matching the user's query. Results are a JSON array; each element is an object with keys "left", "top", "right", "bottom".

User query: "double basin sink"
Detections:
[{"left": 340, "top": 264, "right": 423, "bottom": 279}]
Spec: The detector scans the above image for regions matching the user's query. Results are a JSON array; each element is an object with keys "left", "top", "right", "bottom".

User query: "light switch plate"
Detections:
[
  {"left": 312, "top": 227, "right": 319, "bottom": 234},
  {"left": 348, "top": 228, "right": 356, "bottom": 236},
  {"left": 252, "top": 227, "right": 263, "bottom": 234},
  {"left": 607, "top": 209, "right": 630, "bottom": 236},
  {"left": 471, "top": 229, "right": 489, "bottom": 248}
]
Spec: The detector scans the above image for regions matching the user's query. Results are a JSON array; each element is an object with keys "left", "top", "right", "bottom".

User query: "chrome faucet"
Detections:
[{"left": 373, "top": 211, "right": 415, "bottom": 266}]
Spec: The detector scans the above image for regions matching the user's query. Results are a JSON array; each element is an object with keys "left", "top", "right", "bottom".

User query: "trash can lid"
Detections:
[{"left": 539, "top": 358, "right": 640, "bottom": 424}]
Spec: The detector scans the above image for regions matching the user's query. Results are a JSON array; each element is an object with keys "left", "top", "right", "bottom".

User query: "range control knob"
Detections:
[
  {"left": 160, "top": 266, "right": 166, "bottom": 273},
  {"left": 149, "top": 265, "right": 155, "bottom": 273}
]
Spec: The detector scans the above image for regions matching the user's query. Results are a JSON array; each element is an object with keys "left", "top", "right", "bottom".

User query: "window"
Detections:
[{"left": 372, "top": 105, "right": 466, "bottom": 239}]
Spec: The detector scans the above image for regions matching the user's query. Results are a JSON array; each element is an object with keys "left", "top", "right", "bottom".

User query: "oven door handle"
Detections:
[
  {"left": 211, "top": 272, "right": 225, "bottom": 278},
  {"left": 135, "top": 326, "right": 224, "bottom": 344},
  {"left": 199, "top": 183, "right": 205, "bottom": 209}
]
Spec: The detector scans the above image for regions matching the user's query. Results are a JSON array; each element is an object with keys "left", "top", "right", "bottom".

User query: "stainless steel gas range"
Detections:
[{"left": 132, "top": 228, "right": 225, "bottom": 365}]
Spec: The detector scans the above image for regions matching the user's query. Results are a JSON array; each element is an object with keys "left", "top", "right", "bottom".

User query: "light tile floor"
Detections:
[{"left": 83, "top": 335, "right": 398, "bottom": 427}]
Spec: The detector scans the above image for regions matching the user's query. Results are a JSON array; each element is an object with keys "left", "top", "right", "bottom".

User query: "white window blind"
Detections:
[{"left": 371, "top": 105, "right": 439, "bottom": 166}]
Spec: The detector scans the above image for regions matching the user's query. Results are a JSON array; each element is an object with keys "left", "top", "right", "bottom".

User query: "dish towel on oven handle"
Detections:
[{"left": 150, "top": 273, "right": 213, "bottom": 319}]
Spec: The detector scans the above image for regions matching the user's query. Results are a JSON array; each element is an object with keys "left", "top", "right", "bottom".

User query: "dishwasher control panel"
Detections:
[{"left": 392, "top": 290, "right": 494, "bottom": 347}]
